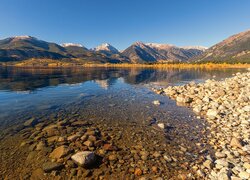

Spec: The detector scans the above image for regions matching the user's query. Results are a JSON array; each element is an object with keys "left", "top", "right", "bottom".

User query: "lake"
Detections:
[{"left": 0, "top": 66, "right": 247, "bottom": 179}]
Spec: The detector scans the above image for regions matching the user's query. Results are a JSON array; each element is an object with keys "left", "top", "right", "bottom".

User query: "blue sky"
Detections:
[{"left": 0, "top": 0, "right": 250, "bottom": 50}]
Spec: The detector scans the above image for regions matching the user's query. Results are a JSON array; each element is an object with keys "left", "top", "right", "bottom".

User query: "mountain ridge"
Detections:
[{"left": 1, "top": 30, "right": 250, "bottom": 64}]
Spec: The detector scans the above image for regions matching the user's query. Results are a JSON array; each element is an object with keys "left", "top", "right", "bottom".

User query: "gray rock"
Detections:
[{"left": 71, "top": 151, "right": 96, "bottom": 167}]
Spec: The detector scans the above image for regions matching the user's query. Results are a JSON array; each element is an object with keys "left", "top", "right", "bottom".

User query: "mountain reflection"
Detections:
[{"left": 0, "top": 66, "right": 245, "bottom": 92}]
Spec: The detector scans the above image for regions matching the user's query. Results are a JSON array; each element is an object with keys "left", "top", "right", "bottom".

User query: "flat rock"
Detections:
[
  {"left": 42, "top": 162, "right": 63, "bottom": 173},
  {"left": 49, "top": 145, "right": 71, "bottom": 159}
]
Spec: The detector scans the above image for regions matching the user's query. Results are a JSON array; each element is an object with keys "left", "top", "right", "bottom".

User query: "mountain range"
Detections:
[{"left": 0, "top": 29, "right": 249, "bottom": 65}]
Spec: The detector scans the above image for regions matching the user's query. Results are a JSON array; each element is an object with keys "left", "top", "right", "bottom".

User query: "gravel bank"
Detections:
[{"left": 154, "top": 71, "right": 250, "bottom": 179}]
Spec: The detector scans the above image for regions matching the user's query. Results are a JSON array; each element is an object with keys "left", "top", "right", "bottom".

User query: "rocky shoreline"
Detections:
[
  {"left": 154, "top": 71, "right": 250, "bottom": 179},
  {"left": 0, "top": 87, "right": 215, "bottom": 179}
]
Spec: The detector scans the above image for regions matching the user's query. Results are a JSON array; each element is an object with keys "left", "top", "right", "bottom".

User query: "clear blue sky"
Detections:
[{"left": 0, "top": 0, "right": 249, "bottom": 50}]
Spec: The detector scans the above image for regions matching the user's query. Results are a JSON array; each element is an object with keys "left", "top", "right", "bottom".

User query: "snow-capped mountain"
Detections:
[
  {"left": 122, "top": 42, "right": 206, "bottom": 63},
  {"left": 92, "top": 43, "right": 119, "bottom": 55}
]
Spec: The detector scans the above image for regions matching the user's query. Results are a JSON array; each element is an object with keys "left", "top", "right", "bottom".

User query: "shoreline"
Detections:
[
  {"left": 1, "top": 62, "right": 250, "bottom": 69},
  {"left": 154, "top": 71, "right": 250, "bottom": 179}
]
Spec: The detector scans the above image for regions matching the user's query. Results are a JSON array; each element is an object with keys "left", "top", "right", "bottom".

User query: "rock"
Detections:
[
  {"left": 243, "top": 105, "right": 250, "bottom": 112},
  {"left": 30, "top": 168, "right": 45, "bottom": 180},
  {"left": 108, "top": 154, "right": 117, "bottom": 161},
  {"left": 47, "top": 136, "right": 59, "bottom": 144},
  {"left": 239, "top": 171, "right": 250, "bottom": 179},
  {"left": 230, "top": 137, "right": 242, "bottom": 149},
  {"left": 206, "top": 109, "right": 218, "bottom": 119},
  {"left": 24, "top": 118, "right": 38, "bottom": 127},
  {"left": 243, "top": 163, "right": 250, "bottom": 169},
  {"left": 215, "top": 159, "right": 229, "bottom": 167},
  {"left": 152, "top": 166, "right": 158, "bottom": 173},
  {"left": 84, "top": 140, "right": 93, "bottom": 147},
  {"left": 157, "top": 123, "right": 165, "bottom": 129},
  {"left": 71, "top": 151, "right": 96, "bottom": 167},
  {"left": 103, "top": 144, "right": 118, "bottom": 151},
  {"left": 203, "top": 160, "right": 212, "bottom": 169},
  {"left": 67, "top": 134, "right": 80, "bottom": 141},
  {"left": 42, "top": 162, "right": 63, "bottom": 173},
  {"left": 163, "top": 154, "right": 172, "bottom": 162},
  {"left": 49, "top": 145, "right": 71, "bottom": 159},
  {"left": 36, "top": 141, "right": 46, "bottom": 150},
  {"left": 215, "top": 151, "right": 226, "bottom": 158},
  {"left": 134, "top": 168, "right": 142, "bottom": 176},
  {"left": 152, "top": 100, "right": 161, "bottom": 105}
]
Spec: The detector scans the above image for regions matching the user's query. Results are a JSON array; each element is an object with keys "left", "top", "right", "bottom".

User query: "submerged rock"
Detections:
[{"left": 23, "top": 118, "right": 38, "bottom": 127}]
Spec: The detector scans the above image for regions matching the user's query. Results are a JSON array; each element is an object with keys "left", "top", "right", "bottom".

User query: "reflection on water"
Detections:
[
  {"left": 0, "top": 66, "right": 247, "bottom": 92},
  {"left": 0, "top": 66, "right": 247, "bottom": 129}
]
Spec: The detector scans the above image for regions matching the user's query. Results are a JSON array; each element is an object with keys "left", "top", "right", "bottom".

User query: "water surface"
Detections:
[{"left": 0, "top": 66, "right": 247, "bottom": 128}]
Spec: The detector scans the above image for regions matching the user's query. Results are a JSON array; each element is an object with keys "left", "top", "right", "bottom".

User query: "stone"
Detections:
[
  {"left": 243, "top": 163, "right": 250, "bottom": 169},
  {"left": 108, "top": 154, "right": 117, "bottom": 161},
  {"left": 206, "top": 109, "right": 218, "bottom": 119},
  {"left": 42, "top": 162, "right": 63, "bottom": 173},
  {"left": 215, "top": 152, "right": 226, "bottom": 158},
  {"left": 230, "top": 137, "right": 242, "bottom": 149},
  {"left": 152, "top": 166, "right": 158, "bottom": 173},
  {"left": 30, "top": 168, "right": 45, "bottom": 180},
  {"left": 47, "top": 136, "right": 59, "bottom": 144},
  {"left": 71, "top": 151, "right": 96, "bottom": 167},
  {"left": 84, "top": 140, "right": 93, "bottom": 147},
  {"left": 152, "top": 100, "right": 161, "bottom": 105},
  {"left": 203, "top": 160, "right": 212, "bottom": 169},
  {"left": 24, "top": 118, "right": 38, "bottom": 127},
  {"left": 67, "top": 134, "right": 80, "bottom": 141},
  {"left": 215, "top": 159, "right": 229, "bottom": 167},
  {"left": 239, "top": 171, "right": 250, "bottom": 179},
  {"left": 49, "top": 145, "right": 71, "bottom": 159},
  {"left": 134, "top": 168, "right": 142, "bottom": 176},
  {"left": 103, "top": 144, "right": 118, "bottom": 151},
  {"left": 157, "top": 123, "right": 165, "bottom": 129},
  {"left": 36, "top": 141, "right": 46, "bottom": 150}
]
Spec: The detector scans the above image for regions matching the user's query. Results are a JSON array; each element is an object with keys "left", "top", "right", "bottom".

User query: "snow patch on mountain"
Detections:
[
  {"left": 181, "top": 46, "right": 208, "bottom": 51},
  {"left": 146, "top": 43, "right": 176, "bottom": 49},
  {"left": 92, "top": 43, "right": 119, "bottom": 54},
  {"left": 61, "top": 43, "right": 83, "bottom": 47}
]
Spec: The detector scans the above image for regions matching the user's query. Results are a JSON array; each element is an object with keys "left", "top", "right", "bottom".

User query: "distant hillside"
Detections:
[
  {"left": 0, "top": 36, "right": 123, "bottom": 64},
  {"left": 5, "top": 32, "right": 250, "bottom": 65},
  {"left": 121, "top": 42, "right": 206, "bottom": 63},
  {"left": 194, "top": 30, "right": 250, "bottom": 63}
]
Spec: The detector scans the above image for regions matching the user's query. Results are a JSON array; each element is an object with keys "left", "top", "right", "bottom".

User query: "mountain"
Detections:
[
  {"left": 121, "top": 42, "right": 206, "bottom": 63},
  {"left": 193, "top": 30, "right": 250, "bottom": 63},
  {"left": 0, "top": 36, "right": 123, "bottom": 64},
  {"left": 0, "top": 36, "right": 70, "bottom": 62},
  {"left": 92, "top": 43, "right": 119, "bottom": 56}
]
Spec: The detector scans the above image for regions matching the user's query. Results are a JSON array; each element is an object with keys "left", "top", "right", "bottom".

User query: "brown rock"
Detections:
[
  {"left": 49, "top": 145, "right": 71, "bottom": 159},
  {"left": 230, "top": 137, "right": 242, "bottom": 149},
  {"left": 134, "top": 168, "right": 142, "bottom": 176},
  {"left": 30, "top": 168, "right": 45, "bottom": 180},
  {"left": 103, "top": 144, "right": 118, "bottom": 151},
  {"left": 84, "top": 140, "right": 93, "bottom": 147}
]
